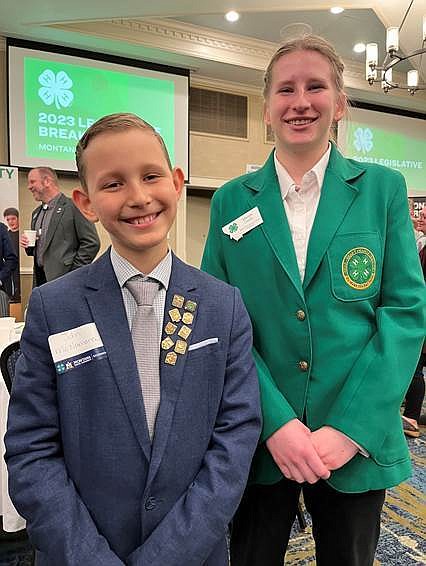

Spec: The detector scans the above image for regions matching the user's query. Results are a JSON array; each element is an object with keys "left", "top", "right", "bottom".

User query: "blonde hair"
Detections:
[
  {"left": 76, "top": 113, "right": 172, "bottom": 190},
  {"left": 263, "top": 34, "right": 345, "bottom": 99}
]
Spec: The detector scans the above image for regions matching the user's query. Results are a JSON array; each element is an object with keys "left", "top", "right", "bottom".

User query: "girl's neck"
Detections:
[{"left": 276, "top": 143, "right": 330, "bottom": 186}]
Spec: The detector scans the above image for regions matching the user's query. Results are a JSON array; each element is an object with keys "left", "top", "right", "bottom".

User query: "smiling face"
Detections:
[
  {"left": 264, "top": 49, "right": 345, "bottom": 162},
  {"left": 4, "top": 214, "right": 19, "bottom": 231},
  {"left": 73, "top": 128, "right": 184, "bottom": 272}
]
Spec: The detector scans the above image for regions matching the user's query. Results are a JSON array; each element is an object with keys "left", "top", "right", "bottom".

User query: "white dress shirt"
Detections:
[{"left": 274, "top": 145, "right": 331, "bottom": 282}]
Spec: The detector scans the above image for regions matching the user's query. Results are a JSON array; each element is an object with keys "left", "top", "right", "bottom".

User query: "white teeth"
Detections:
[
  {"left": 128, "top": 214, "right": 156, "bottom": 225},
  {"left": 288, "top": 119, "right": 314, "bottom": 125}
]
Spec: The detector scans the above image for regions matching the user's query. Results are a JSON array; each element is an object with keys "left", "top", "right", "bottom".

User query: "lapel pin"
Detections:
[
  {"left": 165, "top": 352, "right": 178, "bottom": 365},
  {"left": 169, "top": 308, "right": 181, "bottom": 322},
  {"left": 184, "top": 300, "right": 197, "bottom": 313},
  {"left": 172, "top": 294, "right": 185, "bottom": 308},
  {"left": 175, "top": 340, "right": 188, "bottom": 355},
  {"left": 178, "top": 325, "right": 192, "bottom": 340},
  {"left": 182, "top": 312, "right": 194, "bottom": 325},
  {"left": 161, "top": 337, "right": 174, "bottom": 350},
  {"left": 165, "top": 322, "right": 177, "bottom": 335}
]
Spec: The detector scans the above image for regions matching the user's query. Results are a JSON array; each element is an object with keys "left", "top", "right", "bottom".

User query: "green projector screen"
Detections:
[
  {"left": 338, "top": 107, "right": 426, "bottom": 196},
  {"left": 8, "top": 42, "right": 189, "bottom": 176}
]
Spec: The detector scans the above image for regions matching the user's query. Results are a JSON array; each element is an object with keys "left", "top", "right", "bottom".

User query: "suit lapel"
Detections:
[
  {"left": 43, "top": 193, "right": 67, "bottom": 252},
  {"left": 147, "top": 254, "right": 199, "bottom": 485},
  {"left": 31, "top": 205, "right": 42, "bottom": 229},
  {"left": 84, "top": 251, "right": 152, "bottom": 461},
  {"left": 303, "top": 146, "right": 364, "bottom": 290},
  {"left": 246, "top": 153, "right": 303, "bottom": 298}
]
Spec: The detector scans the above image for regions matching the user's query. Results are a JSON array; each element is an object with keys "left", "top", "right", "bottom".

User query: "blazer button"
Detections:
[
  {"left": 296, "top": 310, "right": 306, "bottom": 321},
  {"left": 145, "top": 497, "right": 156, "bottom": 511},
  {"left": 299, "top": 360, "right": 309, "bottom": 372}
]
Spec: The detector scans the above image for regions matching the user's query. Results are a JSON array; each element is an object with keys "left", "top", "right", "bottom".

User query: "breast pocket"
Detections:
[{"left": 327, "top": 232, "right": 382, "bottom": 301}]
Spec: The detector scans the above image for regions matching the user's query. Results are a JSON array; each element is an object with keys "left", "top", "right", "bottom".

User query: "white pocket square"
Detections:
[{"left": 188, "top": 338, "right": 219, "bottom": 351}]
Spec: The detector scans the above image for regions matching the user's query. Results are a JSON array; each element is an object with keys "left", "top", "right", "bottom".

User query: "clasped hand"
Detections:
[{"left": 265, "top": 419, "right": 358, "bottom": 484}]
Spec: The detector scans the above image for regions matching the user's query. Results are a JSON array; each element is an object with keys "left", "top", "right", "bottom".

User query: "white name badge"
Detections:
[
  {"left": 48, "top": 323, "right": 106, "bottom": 374},
  {"left": 222, "top": 206, "right": 263, "bottom": 241}
]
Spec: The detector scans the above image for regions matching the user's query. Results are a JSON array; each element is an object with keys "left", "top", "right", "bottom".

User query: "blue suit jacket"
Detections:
[{"left": 5, "top": 251, "right": 261, "bottom": 565}]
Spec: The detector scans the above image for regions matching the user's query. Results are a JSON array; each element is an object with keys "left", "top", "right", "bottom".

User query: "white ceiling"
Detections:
[{"left": 1, "top": 0, "right": 425, "bottom": 112}]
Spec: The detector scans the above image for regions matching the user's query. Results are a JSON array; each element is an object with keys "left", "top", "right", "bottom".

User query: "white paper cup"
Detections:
[{"left": 24, "top": 229, "right": 37, "bottom": 246}]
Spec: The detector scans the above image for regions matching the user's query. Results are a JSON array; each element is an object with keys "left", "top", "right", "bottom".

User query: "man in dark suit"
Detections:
[{"left": 21, "top": 167, "right": 100, "bottom": 286}]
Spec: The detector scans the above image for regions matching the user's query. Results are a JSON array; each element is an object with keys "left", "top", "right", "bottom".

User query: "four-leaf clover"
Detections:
[
  {"left": 353, "top": 127, "right": 373, "bottom": 153},
  {"left": 38, "top": 69, "right": 74, "bottom": 110}
]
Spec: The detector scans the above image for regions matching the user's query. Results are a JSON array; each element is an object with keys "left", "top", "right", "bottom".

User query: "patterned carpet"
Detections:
[
  {"left": 286, "top": 430, "right": 426, "bottom": 566},
  {"left": 0, "top": 433, "right": 424, "bottom": 565}
]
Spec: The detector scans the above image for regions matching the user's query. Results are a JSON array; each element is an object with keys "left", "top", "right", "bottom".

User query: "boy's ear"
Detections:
[
  {"left": 72, "top": 187, "right": 99, "bottom": 223},
  {"left": 172, "top": 167, "right": 185, "bottom": 200}
]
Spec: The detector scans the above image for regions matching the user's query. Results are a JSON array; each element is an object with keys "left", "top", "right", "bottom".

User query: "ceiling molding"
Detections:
[{"left": 48, "top": 17, "right": 276, "bottom": 70}]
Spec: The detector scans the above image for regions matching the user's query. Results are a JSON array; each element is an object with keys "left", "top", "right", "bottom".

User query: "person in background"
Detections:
[
  {"left": 403, "top": 205, "right": 426, "bottom": 437},
  {"left": 20, "top": 167, "right": 100, "bottom": 287},
  {"left": 6, "top": 113, "right": 261, "bottom": 565},
  {"left": 3, "top": 207, "right": 20, "bottom": 303},
  {"left": 202, "top": 35, "right": 425, "bottom": 566},
  {"left": 0, "top": 223, "right": 17, "bottom": 316}
]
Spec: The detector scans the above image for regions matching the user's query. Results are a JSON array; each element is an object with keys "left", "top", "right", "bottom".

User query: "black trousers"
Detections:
[
  {"left": 230, "top": 478, "right": 385, "bottom": 566},
  {"left": 34, "top": 264, "right": 47, "bottom": 287}
]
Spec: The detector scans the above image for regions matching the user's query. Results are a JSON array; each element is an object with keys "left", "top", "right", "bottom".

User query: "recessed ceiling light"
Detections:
[
  {"left": 353, "top": 42, "right": 366, "bottom": 53},
  {"left": 330, "top": 7, "right": 344, "bottom": 15},
  {"left": 225, "top": 11, "right": 240, "bottom": 23}
]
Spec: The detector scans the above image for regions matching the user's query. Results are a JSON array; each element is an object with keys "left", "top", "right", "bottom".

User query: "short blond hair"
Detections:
[
  {"left": 263, "top": 34, "right": 345, "bottom": 99},
  {"left": 76, "top": 113, "right": 172, "bottom": 190}
]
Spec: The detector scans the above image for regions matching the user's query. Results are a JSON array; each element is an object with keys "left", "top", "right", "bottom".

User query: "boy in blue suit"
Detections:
[{"left": 5, "top": 113, "right": 261, "bottom": 566}]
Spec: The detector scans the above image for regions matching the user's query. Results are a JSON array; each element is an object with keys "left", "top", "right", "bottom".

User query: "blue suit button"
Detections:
[{"left": 145, "top": 497, "right": 156, "bottom": 510}]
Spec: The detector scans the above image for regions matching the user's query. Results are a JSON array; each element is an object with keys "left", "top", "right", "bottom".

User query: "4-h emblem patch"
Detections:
[{"left": 341, "top": 247, "right": 376, "bottom": 290}]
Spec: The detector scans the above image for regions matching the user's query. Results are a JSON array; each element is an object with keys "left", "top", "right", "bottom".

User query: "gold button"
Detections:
[
  {"left": 296, "top": 310, "right": 306, "bottom": 321},
  {"left": 299, "top": 360, "right": 309, "bottom": 372}
]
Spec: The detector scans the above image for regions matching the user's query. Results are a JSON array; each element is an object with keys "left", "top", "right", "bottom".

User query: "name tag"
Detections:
[
  {"left": 48, "top": 323, "right": 107, "bottom": 374},
  {"left": 222, "top": 206, "right": 263, "bottom": 241}
]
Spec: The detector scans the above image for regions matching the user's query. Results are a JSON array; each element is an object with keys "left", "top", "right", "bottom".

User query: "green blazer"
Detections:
[{"left": 202, "top": 144, "right": 425, "bottom": 493}]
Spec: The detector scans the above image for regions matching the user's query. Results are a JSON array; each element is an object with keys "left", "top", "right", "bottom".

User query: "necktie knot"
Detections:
[{"left": 125, "top": 277, "right": 158, "bottom": 306}]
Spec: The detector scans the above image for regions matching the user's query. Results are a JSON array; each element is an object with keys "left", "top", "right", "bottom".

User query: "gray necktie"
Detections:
[{"left": 125, "top": 277, "right": 160, "bottom": 440}]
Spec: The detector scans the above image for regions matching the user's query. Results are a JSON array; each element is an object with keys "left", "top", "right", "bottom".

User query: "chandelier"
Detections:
[{"left": 365, "top": 0, "right": 425, "bottom": 95}]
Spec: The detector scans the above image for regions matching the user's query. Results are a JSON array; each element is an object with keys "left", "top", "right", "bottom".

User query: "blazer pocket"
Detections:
[{"left": 327, "top": 232, "right": 382, "bottom": 302}]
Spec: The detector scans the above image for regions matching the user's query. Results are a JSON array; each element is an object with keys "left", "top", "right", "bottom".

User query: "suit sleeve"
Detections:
[
  {"left": 0, "top": 226, "right": 18, "bottom": 286},
  {"left": 126, "top": 288, "right": 262, "bottom": 566},
  {"left": 201, "top": 191, "right": 296, "bottom": 443},
  {"left": 71, "top": 203, "right": 100, "bottom": 269},
  {"left": 5, "top": 289, "right": 124, "bottom": 566},
  {"left": 324, "top": 174, "right": 425, "bottom": 457}
]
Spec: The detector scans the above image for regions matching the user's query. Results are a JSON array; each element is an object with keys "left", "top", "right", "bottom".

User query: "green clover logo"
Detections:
[
  {"left": 229, "top": 222, "right": 238, "bottom": 233},
  {"left": 38, "top": 69, "right": 74, "bottom": 110},
  {"left": 354, "top": 127, "right": 373, "bottom": 153}
]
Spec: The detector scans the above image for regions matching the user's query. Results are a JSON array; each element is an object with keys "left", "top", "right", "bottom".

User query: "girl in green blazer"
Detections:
[{"left": 202, "top": 35, "right": 425, "bottom": 566}]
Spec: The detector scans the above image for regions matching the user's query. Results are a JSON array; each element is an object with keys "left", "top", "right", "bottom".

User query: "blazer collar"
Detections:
[{"left": 42, "top": 193, "right": 68, "bottom": 251}]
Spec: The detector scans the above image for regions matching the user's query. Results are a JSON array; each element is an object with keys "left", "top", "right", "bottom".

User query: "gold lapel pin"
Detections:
[
  {"left": 165, "top": 322, "right": 177, "bottom": 335},
  {"left": 169, "top": 308, "right": 181, "bottom": 323},
  {"left": 161, "top": 337, "right": 174, "bottom": 350},
  {"left": 165, "top": 351, "right": 178, "bottom": 365},
  {"left": 184, "top": 300, "right": 197, "bottom": 313},
  {"left": 182, "top": 312, "right": 194, "bottom": 325},
  {"left": 178, "top": 325, "right": 192, "bottom": 340},
  {"left": 174, "top": 340, "right": 188, "bottom": 355},
  {"left": 172, "top": 294, "right": 185, "bottom": 308}
]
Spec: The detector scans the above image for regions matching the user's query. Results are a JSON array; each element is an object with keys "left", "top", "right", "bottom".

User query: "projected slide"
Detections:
[
  {"left": 8, "top": 42, "right": 189, "bottom": 175},
  {"left": 338, "top": 107, "right": 426, "bottom": 195}
]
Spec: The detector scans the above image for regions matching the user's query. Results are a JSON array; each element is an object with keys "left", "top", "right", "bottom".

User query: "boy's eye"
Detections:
[
  {"left": 102, "top": 181, "right": 121, "bottom": 190},
  {"left": 278, "top": 87, "right": 293, "bottom": 94},
  {"left": 309, "top": 83, "right": 325, "bottom": 91},
  {"left": 144, "top": 174, "right": 161, "bottom": 182}
]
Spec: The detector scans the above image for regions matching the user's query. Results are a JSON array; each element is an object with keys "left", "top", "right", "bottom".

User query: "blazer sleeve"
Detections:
[
  {"left": 126, "top": 288, "right": 262, "bottom": 566},
  {"left": 70, "top": 203, "right": 100, "bottom": 269},
  {"left": 201, "top": 190, "right": 296, "bottom": 443},
  {"left": 324, "top": 173, "right": 425, "bottom": 457},
  {"left": 5, "top": 289, "right": 124, "bottom": 566},
  {"left": 0, "top": 225, "right": 18, "bottom": 286}
]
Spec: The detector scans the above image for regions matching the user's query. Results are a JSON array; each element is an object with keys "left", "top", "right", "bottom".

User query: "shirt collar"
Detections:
[
  {"left": 43, "top": 192, "right": 61, "bottom": 209},
  {"left": 110, "top": 247, "right": 172, "bottom": 291},
  {"left": 274, "top": 144, "right": 331, "bottom": 199}
]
